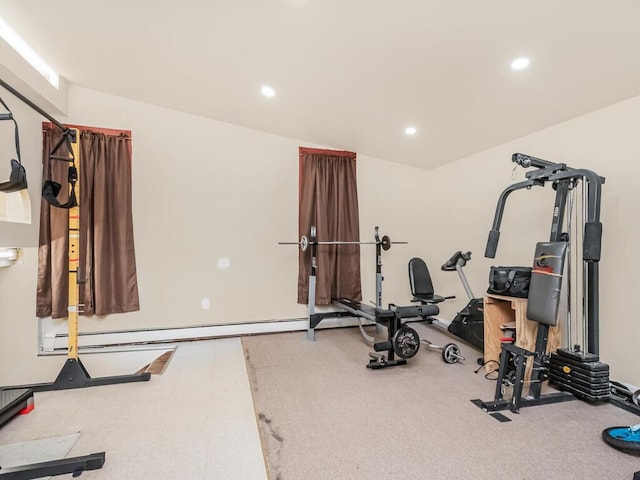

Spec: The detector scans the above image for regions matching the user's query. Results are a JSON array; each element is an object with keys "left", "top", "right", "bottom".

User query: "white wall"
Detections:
[
  {"left": 0, "top": 82, "right": 638, "bottom": 388},
  {"left": 0, "top": 248, "right": 68, "bottom": 385}
]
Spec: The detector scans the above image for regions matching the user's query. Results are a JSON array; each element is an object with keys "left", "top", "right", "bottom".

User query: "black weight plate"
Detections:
[
  {"left": 392, "top": 326, "right": 420, "bottom": 359},
  {"left": 381, "top": 235, "right": 391, "bottom": 251}
]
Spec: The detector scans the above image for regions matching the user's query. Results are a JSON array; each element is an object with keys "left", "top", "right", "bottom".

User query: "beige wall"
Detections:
[
  {"left": 0, "top": 248, "right": 67, "bottom": 385},
  {"left": 0, "top": 84, "right": 638, "bottom": 388},
  {"left": 57, "top": 86, "right": 432, "bottom": 333}
]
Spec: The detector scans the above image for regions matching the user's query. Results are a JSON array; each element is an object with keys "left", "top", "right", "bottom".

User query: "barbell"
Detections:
[{"left": 278, "top": 225, "right": 407, "bottom": 252}]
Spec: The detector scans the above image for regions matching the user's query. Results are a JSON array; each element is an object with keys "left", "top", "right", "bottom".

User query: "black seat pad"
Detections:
[{"left": 408, "top": 257, "right": 446, "bottom": 304}]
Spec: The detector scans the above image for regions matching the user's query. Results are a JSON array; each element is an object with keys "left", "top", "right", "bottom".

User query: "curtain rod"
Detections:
[{"left": 0, "top": 77, "right": 66, "bottom": 131}]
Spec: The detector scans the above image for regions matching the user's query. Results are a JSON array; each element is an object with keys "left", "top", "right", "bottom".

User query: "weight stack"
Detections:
[{"left": 549, "top": 348, "right": 610, "bottom": 401}]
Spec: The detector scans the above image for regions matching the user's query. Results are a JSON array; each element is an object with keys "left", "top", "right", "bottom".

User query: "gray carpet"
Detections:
[{"left": 243, "top": 322, "right": 640, "bottom": 480}]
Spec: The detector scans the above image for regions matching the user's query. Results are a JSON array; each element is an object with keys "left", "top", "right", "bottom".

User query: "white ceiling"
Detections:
[{"left": 2, "top": 0, "right": 640, "bottom": 169}]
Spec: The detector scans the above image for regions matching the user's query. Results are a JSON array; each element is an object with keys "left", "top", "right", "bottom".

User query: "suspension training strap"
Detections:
[
  {"left": 0, "top": 95, "right": 28, "bottom": 193},
  {"left": 42, "top": 128, "right": 78, "bottom": 209}
]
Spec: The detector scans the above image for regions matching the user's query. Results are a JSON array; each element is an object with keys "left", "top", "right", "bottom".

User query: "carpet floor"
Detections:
[{"left": 243, "top": 322, "right": 640, "bottom": 480}]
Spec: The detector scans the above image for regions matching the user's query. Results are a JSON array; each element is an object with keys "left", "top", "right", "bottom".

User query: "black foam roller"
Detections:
[{"left": 374, "top": 342, "right": 392, "bottom": 352}]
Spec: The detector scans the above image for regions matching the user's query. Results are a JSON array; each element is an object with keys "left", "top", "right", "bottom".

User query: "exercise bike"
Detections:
[{"left": 409, "top": 251, "right": 484, "bottom": 352}]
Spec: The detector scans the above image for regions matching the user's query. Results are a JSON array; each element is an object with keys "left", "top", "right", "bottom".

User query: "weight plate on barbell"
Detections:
[
  {"left": 392, "top": 326, "right": 420, "bottom": 359},
  {"left": 381, "top": 235, "right": 391, "bottom": 251},
  {"left": 300, "top": 235, "right": 309, "bottom": 252}
]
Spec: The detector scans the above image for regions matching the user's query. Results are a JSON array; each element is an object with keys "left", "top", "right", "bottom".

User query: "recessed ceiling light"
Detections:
[
  {"left": 405, "top": 126, "right": 417, "bottom": 135},
  {"left": 261, "top": 85, "right": 276, "bottom": 97},
  {"left": 510, "top": 57, "right": 530, "bottom": 71}
]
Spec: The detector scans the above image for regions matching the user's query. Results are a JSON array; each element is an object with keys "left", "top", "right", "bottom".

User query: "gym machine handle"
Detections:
[
  {"left": 583, "top": 221, "right": 602, "bottom": 262},
  {"left": 441, "top": 250, "right": 471, "bottom": 271},
  {"left": 485, "top": 230, "right": 500, "bottom": 259},
  {"left": 484, "top": 180, "right": 531, "bottom": 258}
]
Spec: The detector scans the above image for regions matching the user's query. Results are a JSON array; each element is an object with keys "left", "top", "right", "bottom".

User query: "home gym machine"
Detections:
[
  {"left": 472, "top": 152, "right": 607, "bottom": 415},
  {"left": 279, "top": 226, "right": 464, "bottom": 368}
]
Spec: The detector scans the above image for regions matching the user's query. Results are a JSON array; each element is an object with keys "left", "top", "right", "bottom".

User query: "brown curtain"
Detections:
[
  {"left": 297, "top": 147, "right": 361, "bottom": 305},
  {"left": 37, "top": 124, "right": 140, "bottom": 318}
]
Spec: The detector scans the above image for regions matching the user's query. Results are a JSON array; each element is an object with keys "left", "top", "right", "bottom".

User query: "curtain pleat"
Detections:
[
  {"left": 297, "top": 148, "right": 361, "bottom": 305},
  {"left": 37, "top": 129, "right": 72, "bottom": 318},
  {"left": 37, "top": 125, "right": 139, "bottom": 318}
]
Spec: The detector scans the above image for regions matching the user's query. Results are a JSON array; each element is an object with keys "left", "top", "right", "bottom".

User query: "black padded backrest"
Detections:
[{"left": 408, "top": 257, "right": 435, "bottom": 297}]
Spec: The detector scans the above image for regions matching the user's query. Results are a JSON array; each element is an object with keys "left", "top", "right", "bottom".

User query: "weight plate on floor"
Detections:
[
  {"left": 442, "top": 343, "right": 461, "bottom": 364},
  {"left": 602, "top": 426, "right": 640, "bottom": 454},
  {"left": 392, "top": 326, "right": 420, "bottom": 359}
]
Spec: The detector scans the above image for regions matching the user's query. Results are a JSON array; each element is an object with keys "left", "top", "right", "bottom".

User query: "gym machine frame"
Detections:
[
  {"left": 24, "top": 127, "right": 150, "bottom": 393},
  {"left": 472, "top": 153, "right": 604, "bottom": 414},
  {"left": 0, "top": 78, "right": 148, "bottom": 478},
  {"left": 0, "top": 78, "right": 150, "bottom": 394}
]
